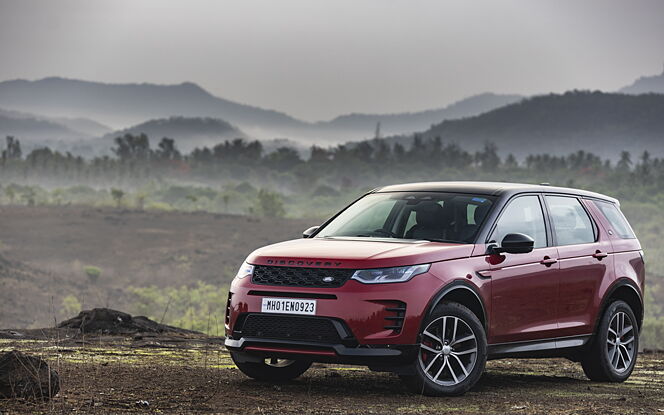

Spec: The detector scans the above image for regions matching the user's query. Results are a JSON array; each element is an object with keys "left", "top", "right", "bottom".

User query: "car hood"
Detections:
[{"left": 246, "top": 237, "right": 474, "bottom": 269}]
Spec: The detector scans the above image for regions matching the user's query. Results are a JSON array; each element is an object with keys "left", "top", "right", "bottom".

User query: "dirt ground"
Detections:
[
  {"left": 0, "top": 333, "right": 662, "bottom": 415},
  {"left": 0, "top": 205, "right": 312, "bottom": 327}
]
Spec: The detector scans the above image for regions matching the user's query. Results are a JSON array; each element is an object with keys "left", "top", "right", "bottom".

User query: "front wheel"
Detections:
[
  {"left": 581, "top": 300, "right": 639, "bottom": 382},
  {"left": 401, "top": 302, "right": 487, "bottom": 396},
  {"left": 231, "top": 353, "right": 312, "bottom": 382}
]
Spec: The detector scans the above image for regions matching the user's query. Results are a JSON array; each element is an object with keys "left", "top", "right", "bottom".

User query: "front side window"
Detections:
[
  {"left": 546, "top": 196, "right": 595, "bottom": 246},
  {"left": 489, "top": 195, "right": 547, "bottom": 248},
  {"left": 594, "top": 200, "right": 636, "bottom": 239},
  {"left": 316, "top": 192, "right": 495, "bottom": 243}
]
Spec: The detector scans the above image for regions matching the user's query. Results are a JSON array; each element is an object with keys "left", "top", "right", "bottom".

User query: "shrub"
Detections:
[
  {"left": 84, "top": 266, "right": 102, "bottom": 284},
  {"left": 127, "top": 282, "right": 229, "bottom": 335},
  {"left": 62, "top": 294, "right": 82, "bottom": 318},
  {"left": 251, "top": 189, "right": 286, "bottom": 218}
]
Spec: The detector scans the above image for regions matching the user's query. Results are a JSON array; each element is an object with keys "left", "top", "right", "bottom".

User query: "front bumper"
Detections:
[
  {"left": 224, "top": 272, "right": 448, "bottom": 365},
  {"left": 225, "top": 337, "right": 418, "bottom": 365}
]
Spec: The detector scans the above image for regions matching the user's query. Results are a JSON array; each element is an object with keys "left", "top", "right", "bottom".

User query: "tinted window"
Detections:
[
  {"left": 594, "top": 200, "right": 636, "bottom": 239},
  {"left": 316, "top": 192, "right": 495, "bottom": 243},
  {"left": 546, "top": 196, "right": 595, "bottom": 246},
  {"left": 490, "top": 195, "right": 547, "bottom": 248}
]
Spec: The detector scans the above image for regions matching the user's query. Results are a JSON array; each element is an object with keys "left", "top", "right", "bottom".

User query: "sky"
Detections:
[{"left": 0, "top": 0, "right": 663, "bottom": 121}]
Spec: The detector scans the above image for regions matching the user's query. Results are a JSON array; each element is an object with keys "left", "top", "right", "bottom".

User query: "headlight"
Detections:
[
  {"left": 351, "top": 264, "right": 430, "bottom": 284},
  {"left": 235, "top": 261, "right": 254, "bottom": 279}
]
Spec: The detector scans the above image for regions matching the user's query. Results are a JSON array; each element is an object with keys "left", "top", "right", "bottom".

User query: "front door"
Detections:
[{"left": 488, "top": 195, "right": 560, "bottom": 344}]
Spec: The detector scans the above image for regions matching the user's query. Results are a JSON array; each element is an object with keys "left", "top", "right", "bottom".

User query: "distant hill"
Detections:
[
  {"left": 0, "top": 108, "right": 110, "bottom": 137},
  {"left": 0, "top": 77, "right": 305, "bottom": 136},
  {"left": 0, "top": 77, "right": 526, "bottom": 143},
  {"left": 620, "top": 68, "right": 664, "bottom": 94},
  {"left": 387, "top": 91, "right": 664, "bottom": 160},
  {"left": 103, "top": 116, "right": 246, "bottom": 152},
  {"left": 0, "top": 109, "right": 87, "bottom": 141},
  {"left": 316, "top": 93, "right": 524, "bottom": 137}
]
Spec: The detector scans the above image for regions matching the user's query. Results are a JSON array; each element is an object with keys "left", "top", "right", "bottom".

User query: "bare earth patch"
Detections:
[{"left": 0, "top": 334, "right": 662, "bottom": 414}]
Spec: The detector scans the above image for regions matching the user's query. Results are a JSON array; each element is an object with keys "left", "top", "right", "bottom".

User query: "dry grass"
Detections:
[{"left": 0, "top": 335, "right": 663, "bottom": 414}]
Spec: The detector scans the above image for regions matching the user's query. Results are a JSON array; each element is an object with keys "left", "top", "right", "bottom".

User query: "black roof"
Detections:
[{"left": 374, "top": 181, "right": 617, "bottom": 203}]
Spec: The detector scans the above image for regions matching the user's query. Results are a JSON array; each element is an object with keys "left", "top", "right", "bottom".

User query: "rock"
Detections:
[
  {"left": 57, "top": 308, "right": 198, "bottom": 335},
  {"left": 0, "top": 350, "right": 59, "bottom": 400}
]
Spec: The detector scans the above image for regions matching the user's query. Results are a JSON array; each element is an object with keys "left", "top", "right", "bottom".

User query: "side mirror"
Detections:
[
  {"left": 489, "top": 233, "right": 534, "bottom": 254},
  {"left": 302, "top": 226, "right": 320, "bottom": 238}
]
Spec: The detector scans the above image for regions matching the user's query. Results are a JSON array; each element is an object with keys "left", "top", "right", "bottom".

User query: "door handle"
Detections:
[
  {"left": 592, "top": 251, "right": 608, "bottom": 260},
  {"left": 540, "top": 257, "right": 558, "bottom": 267},
  {"left": 476, "top": 270, "right": 492, "bottom": 279}
]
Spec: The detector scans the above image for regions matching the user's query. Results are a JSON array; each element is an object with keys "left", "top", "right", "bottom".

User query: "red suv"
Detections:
[{"left": 225, "top": 182, "right": 644, "bottom": 395}]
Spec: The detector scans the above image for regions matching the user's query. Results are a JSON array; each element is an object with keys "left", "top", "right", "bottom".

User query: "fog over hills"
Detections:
[
  {"left": 619, "top": 67, "right": 664, "bottom": 94},
  {"left": 386, "top": 91, "right": 664, "bottom": 160},
  {"left": 0, "top": 77, "right": 526, "bottom": 144},
  {"left": 102, "top": 116, "right": 247, "bottom": 153},
  {"left": 0, "top": 77, "right": 304, "bottom": 133},
  {"left": 1, "top": 69, "right": 664, "bottom": 157},
  {"left": 316, "top": 93, "right": 524, "bottom": 136}
]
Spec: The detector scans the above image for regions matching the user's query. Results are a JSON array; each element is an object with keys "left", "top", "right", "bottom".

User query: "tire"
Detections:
[
  {"left": 581, "top": 300, "right": 639, "bottom": 382},
  {"left": 230, "top": 353, "right": 311, "bottom": 382},
  {"left": 401, "top": 302, "right": 487, "bottom": 396}
]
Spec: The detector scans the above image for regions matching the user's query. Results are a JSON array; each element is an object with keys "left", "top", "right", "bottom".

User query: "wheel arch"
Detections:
[
  {"left": 595, "top": 278, "right": 643, "bottom": 332},
  {"left": 424, "top": 280, "right": 488, "bottom": 332}
]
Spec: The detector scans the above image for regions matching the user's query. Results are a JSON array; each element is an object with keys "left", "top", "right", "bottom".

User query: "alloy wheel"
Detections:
[
  {"left": 418, "top": 316, "right": 478, "bottom": 386},
  {"left": 606, "top": 311, "right": 636, "bottom": 373}
]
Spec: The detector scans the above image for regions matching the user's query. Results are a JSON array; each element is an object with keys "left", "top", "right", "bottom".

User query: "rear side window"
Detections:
[
  {"left": 545, "top": 196, "right": 596, "bottom": 246},
  {"left": 594, "top": 200, "right": 636, "bottom": 239}
]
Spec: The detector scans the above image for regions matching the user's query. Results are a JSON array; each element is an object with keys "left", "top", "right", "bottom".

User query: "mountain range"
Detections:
[
  {"left": 0, "top": 77, "right": 525, "bottom": 143},
  {"left": 0, "top": 68, "right": 663, "bottom": 158},
  {"left": 386, "top": 91, "right": 664, "bottom": 160}
]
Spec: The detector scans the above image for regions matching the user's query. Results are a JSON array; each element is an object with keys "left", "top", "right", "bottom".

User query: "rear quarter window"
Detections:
[{"left": 593, "top": 200, "right": 636, "bottom": 239}]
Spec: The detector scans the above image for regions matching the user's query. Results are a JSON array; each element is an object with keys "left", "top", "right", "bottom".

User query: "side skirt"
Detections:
[{"left": 487, "top": 335, "right": 592, "bottom": 360}]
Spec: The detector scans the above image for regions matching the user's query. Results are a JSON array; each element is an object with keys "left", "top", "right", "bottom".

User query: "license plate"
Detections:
[{"left": 261, "top": 297, "right": 316, "bottom": 315}]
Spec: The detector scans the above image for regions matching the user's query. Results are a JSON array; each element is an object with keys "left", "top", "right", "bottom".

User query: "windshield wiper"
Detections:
[{"left": 418, "top": 238, "right": 462, "bottom": 244}]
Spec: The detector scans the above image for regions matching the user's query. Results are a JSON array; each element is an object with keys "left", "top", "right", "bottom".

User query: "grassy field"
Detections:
[{"left": 0, "top": 333, "right": 663, "bottom": 414}]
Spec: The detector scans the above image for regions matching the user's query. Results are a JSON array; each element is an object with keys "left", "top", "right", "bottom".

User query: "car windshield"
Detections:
[{"left": 316, "top": 192, "right": 495, "bottom": 243}]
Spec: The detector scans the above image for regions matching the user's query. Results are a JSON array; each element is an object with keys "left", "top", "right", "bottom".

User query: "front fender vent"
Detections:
[{"left": 383, "top": 301, "right": 407, "bottom": 333}]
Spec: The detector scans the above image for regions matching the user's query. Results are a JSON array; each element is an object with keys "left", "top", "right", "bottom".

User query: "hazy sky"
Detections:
[{"left": 0, "top": 0, "right": 663, "bottom": 121}]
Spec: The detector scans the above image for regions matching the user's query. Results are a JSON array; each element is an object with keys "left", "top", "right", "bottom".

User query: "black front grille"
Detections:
[
  {"left": 239, "top": 314, "right": 344, "bottom": 343},
  {"left": 252, "top": 265, "right": 354, "bottom": 288}
]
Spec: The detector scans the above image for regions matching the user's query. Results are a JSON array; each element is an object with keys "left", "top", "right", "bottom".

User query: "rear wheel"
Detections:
[
  {"left": 581, "top": 300, "right": 639, "bottom": 382},
  {"left": 401, "top": 302, "right": 487, "bottom": 396},
  {"left": 231, "top": 353, "right": 311, "bottom": 382}
]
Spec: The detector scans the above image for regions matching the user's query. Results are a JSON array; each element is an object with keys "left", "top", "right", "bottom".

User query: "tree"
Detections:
[
  {"left": 504, "top": 153, "right": 518, "bottom": 169},
  {"left": 4, "top": 186, "right": 15, "bottom": 204},
  {"left": 617, "top": 151, "right": 632, "bottom": 171},
  {"left": 112, "top": 133, "right": 150, "bottom": 161},
  {"left": 155, "top": 137, "right": 181, "bottom": 161},
  {"left": 475, "top": 142, "right": 501, "bottom": 171},
  {"left": 252, "top": 189, "right": 286, "bottom": 218},
  {"left": 264, "top": 147, "right": 302, "bottom": 170},
  {"left": 110, "top": 188, "right": 124, "bottom": 208},
  {"left": 2, "top": 136, "right": 22, "bottom": 160}
]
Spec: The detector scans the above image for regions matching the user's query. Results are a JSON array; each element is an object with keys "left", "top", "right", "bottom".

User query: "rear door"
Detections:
[
  {"left": 487, "top": 194, "right": 560, "bottom": 344},
  {"left": 544, "top": 195, "right": 612, "bottom": 337}
]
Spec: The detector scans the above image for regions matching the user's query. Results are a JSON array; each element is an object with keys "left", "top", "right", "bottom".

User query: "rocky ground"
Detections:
[{"left": 0, "top": 332, "right": 662, "bottom": 414}]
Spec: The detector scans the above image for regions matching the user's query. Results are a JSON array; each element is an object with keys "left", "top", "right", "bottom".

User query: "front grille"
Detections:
[
  {"left": 239, "top": 314, "right": 345, "bottom": 343},
  {"left": 252, "top": 265, "right": 355, "bottom": 288}
]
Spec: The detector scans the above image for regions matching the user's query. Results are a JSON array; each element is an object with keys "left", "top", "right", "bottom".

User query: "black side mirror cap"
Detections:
[
  {"left": 302, "top": 226, "right": 320, "bottom": 238},
  {"left": 488, "top": 233, "right": 534, "bottom": 255}
]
